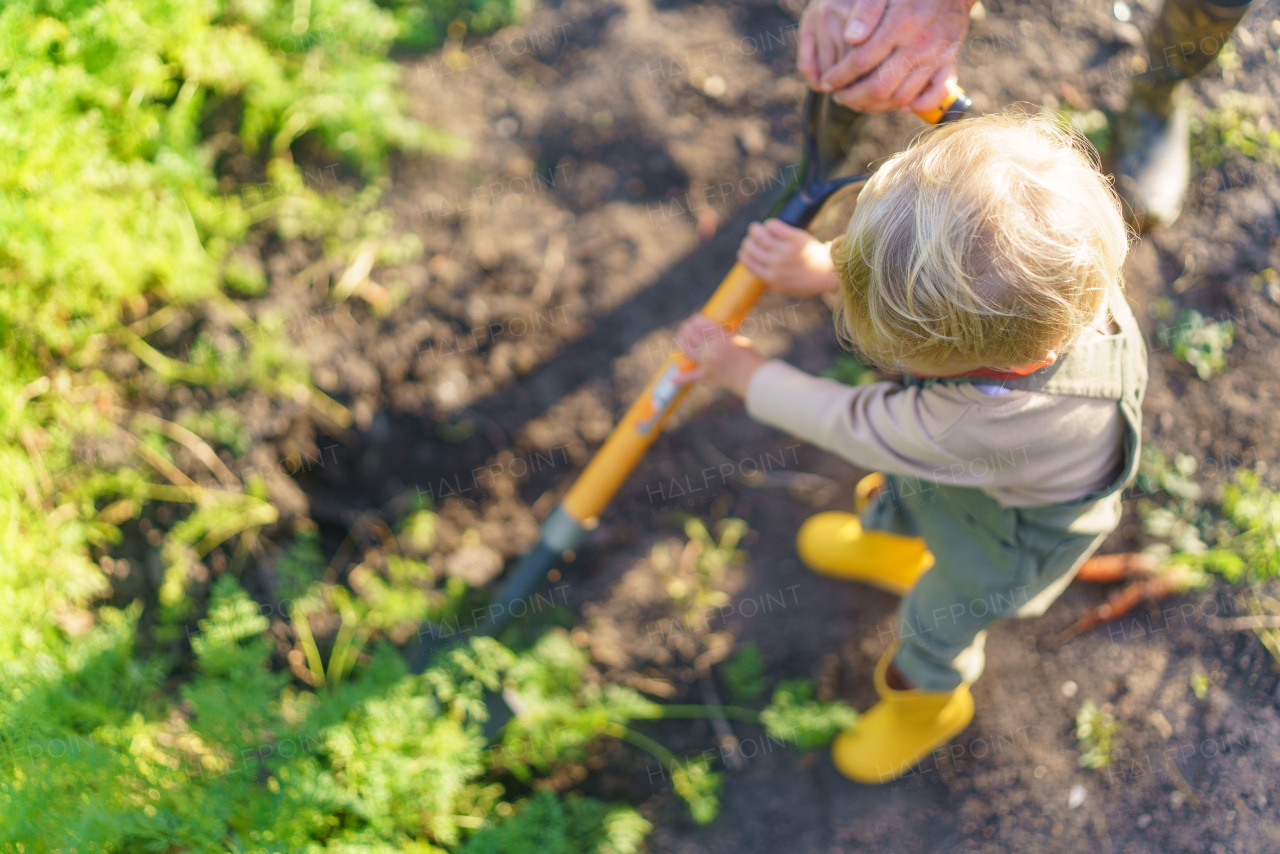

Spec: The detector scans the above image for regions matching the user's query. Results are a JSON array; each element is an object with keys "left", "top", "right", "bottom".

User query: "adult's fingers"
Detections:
[
  {"left": 830, "top": 46, "right": 916, "bottom": 113},
  {"left": 798, "top": 3, "right": 827, "bottom": 88},
  {"left": 798, "top": 27, "right": 820, "bottom": 87},
  {"left": 889, "top": 60, "right": 936, "bottom": 112},
  {"left": 909, "top": 66, "right": 957, "bottom": 114},
  {"left": 844, "top": 0, "right": 889, "bottom": 44},
  {"left": 816, "top": 29, "right": 842, "bottom": 86},
  {"left": 818, "top": 30, "right": 895, "bottom": 93}
]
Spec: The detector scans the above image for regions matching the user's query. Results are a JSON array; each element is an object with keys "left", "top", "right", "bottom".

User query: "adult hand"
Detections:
[
  {"left": 798, "top": 0, "right": 887, "bottom": 90},
  {"left": 805, "top": 0, "right": 973, "bottom": 114}
]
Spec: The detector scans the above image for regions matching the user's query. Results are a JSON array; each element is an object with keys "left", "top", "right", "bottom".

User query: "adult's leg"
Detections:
[{"left": 1114, "top": 0, "right": 1253, "bottom": 229}]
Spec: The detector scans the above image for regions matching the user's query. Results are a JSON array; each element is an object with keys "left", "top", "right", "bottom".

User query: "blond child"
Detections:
[{"left": 673, "top": 112, "right": 1146, "bottom": 783}]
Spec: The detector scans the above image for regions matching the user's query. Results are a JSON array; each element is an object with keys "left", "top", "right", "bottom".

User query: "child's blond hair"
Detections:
[{"left": 832, "top": 111, "right": 1129, "bottom": 370}]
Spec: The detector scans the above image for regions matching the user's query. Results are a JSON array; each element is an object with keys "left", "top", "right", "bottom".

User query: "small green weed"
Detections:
[
  {"left": 1157, "top": 309, "right": 1235, "bottom": 380},
  {"left": 627, "top": 519, "right": 857, "bottom": 821},
  {"left": 1191, "top": 91, "right": 1280, "bottom": 169},
  {"left": 1253, "top": 268, "right": 1280, "bottom": 304},
  {"left": 759, "top": 679, "right": 859, "bottom": 752},
  {"left": 651, "top": 516, "right": 747, "bottom": 644},
  {"left": 1179, "top": 469, "right": 1280, "bottom": 585},
  {"left": 723, "top": 642, "right": 768, "bottom": 701},
  {"left": 1134, "top": 447, "right": 1212, "bottom": 554},
  {"left": 1137, "top": 448, "right": 1280, "bottom": 585},
  {"left": 1075, "top": 699, "right": 1120, "bottom": 770}
]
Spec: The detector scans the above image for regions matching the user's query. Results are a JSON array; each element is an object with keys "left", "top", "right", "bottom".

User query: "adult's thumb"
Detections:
[{"left": 844, "top": 0, "right": 888, "bottom": 44}]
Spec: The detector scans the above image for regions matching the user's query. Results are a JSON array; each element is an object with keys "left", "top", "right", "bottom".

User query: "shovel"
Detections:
[{"left": 419, "top": 84, "right": 972, "bottom": 656}]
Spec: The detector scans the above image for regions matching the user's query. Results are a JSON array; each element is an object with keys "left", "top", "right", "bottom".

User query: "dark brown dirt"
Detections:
[{"left": 247, "top": 0, "right": 1280, "bottom": 851}]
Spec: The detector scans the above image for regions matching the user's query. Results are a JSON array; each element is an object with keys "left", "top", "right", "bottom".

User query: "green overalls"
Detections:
[{"left": 863, "top": 294, "right": 1148, "bottom": 692}]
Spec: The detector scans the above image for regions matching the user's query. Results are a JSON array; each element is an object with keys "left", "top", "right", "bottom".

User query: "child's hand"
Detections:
[
  {"left": 737, "top": 219, "right": 841, "bottom": 296},
  {"left": 672, "top": 313, "right": 767, "bottom": 398}
]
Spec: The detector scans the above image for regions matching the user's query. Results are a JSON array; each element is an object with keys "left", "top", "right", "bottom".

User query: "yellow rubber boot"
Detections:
[
  {"left": 853, "top": 472, "right": 886, "bottom": 514},
  {"left": 796, "top": 516, "right": 934, "bottom": 593},
  {"left": 796, "top": 515, "right": 934, "bottom": 594},
  {"left": 796, "top": 475, "right": 934, "bottom": 594},
  {"left": 830, "top": 647, "right": 974, "bottom": 784}
]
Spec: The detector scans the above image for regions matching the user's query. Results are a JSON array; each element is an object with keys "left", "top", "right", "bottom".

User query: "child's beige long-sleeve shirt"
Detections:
[{"left": 744, "top": 360, "right": 1127, "bottom": 508}]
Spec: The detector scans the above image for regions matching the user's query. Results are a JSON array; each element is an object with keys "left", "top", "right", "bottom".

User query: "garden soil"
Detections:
[{"left": 250, "top": 0, "right": 1280, "bottom": 850}]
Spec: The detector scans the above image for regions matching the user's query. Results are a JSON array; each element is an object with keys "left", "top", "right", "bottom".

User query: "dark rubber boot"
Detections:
[{"left": 1114, "top": 0, "right": 1251, "bottom": 230}]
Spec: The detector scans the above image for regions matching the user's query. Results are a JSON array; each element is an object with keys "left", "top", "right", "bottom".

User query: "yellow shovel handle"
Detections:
[
  {"left": 914, "top": 80, "right": 968, "bottom": 125},
  {"left": 562, "top": 262, "right": 765, "bottom": 524}
]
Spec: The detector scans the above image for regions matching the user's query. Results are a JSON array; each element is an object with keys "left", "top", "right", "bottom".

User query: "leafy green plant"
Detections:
[
  {"left": 177, "top": 408, "right": 253, "bottom": 457},
  {"left": 670, "top": 756, "right": 723, "bottom": 826},
  {"left": 0, "top": 0, "right": 442, "bottom": 682},
  {"left": 160, "top": 489, "right": 280, "bottom": 609},
  {"left": 1130, "top": 453, "right": 1280, "bottom": 673},
  {"left": 491, "top": 623, "right": 852, "bottom": 824},
  {"left": 1191, "top": 91, "right": 1280, "bottom": 169},
  {"left": 1075, "top": 699, "right": 1119, "bottom": 770},
  {"left": 759, "top": 679, "right": 859, "bottom": 751},
  {"left": 1178, "top": 469, "right": 1280, "bottom": 585},
  {"left": 0, "top": 1, "right": 573, "bottom": 849},
  {"left": 1254, "top": 268, "right": 1280, "bottom": 303},
  {"left": 273, "top": 530, "right": 331, "bottom": 603},
  {"left": 648, "top": 516, "right": 746, "bottom": 667},
  {"left": 3, "top": 1, "right": 873, "bottom": 846},
  {"left": 634, "top": 516, "right": 859, "bottom": 820},
  {"left": 384, "top": 0, "right": 535, "bottom": 51},
  {"left": 659, "top": 517, "right": 748, "bottom": 619},
  {"left": 1157, "top": 309, "right": 1235, "bottom": 380},
  {"left": 2, "top": 495, "right": 858, "bottom": 847},
  {"left": 3, "top": 570, "right": 654, "bottom": 852},
  {"left": 459, "top": 789, "right": 650, "bottom": 854},
  {"left": 1135, "top": 447, "right": 1212, "bottom": 554},
  {"left": 723, "top": 642, "right": 768, "bottom": 701}
]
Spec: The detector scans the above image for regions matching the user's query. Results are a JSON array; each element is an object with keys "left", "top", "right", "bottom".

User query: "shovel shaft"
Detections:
[{"left": 562, "top": 262, "right": 765, "bottom": 525}]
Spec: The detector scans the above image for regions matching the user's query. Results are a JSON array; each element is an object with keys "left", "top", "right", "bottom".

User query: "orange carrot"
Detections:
[
  {"left": 1073, "top": 553, "right": 1160, "bottom": 584},
  {"left": 1053, "top": 574, "right": 1185, "bottom": 645}
]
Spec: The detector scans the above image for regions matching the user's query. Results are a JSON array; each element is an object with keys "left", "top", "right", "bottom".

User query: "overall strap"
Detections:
[
  {"left": 907, "top": 289, "right": 1149, "bottom": 500},
  {"left": 938, "top": 290, "right": 1147, "bottom": 407}
]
